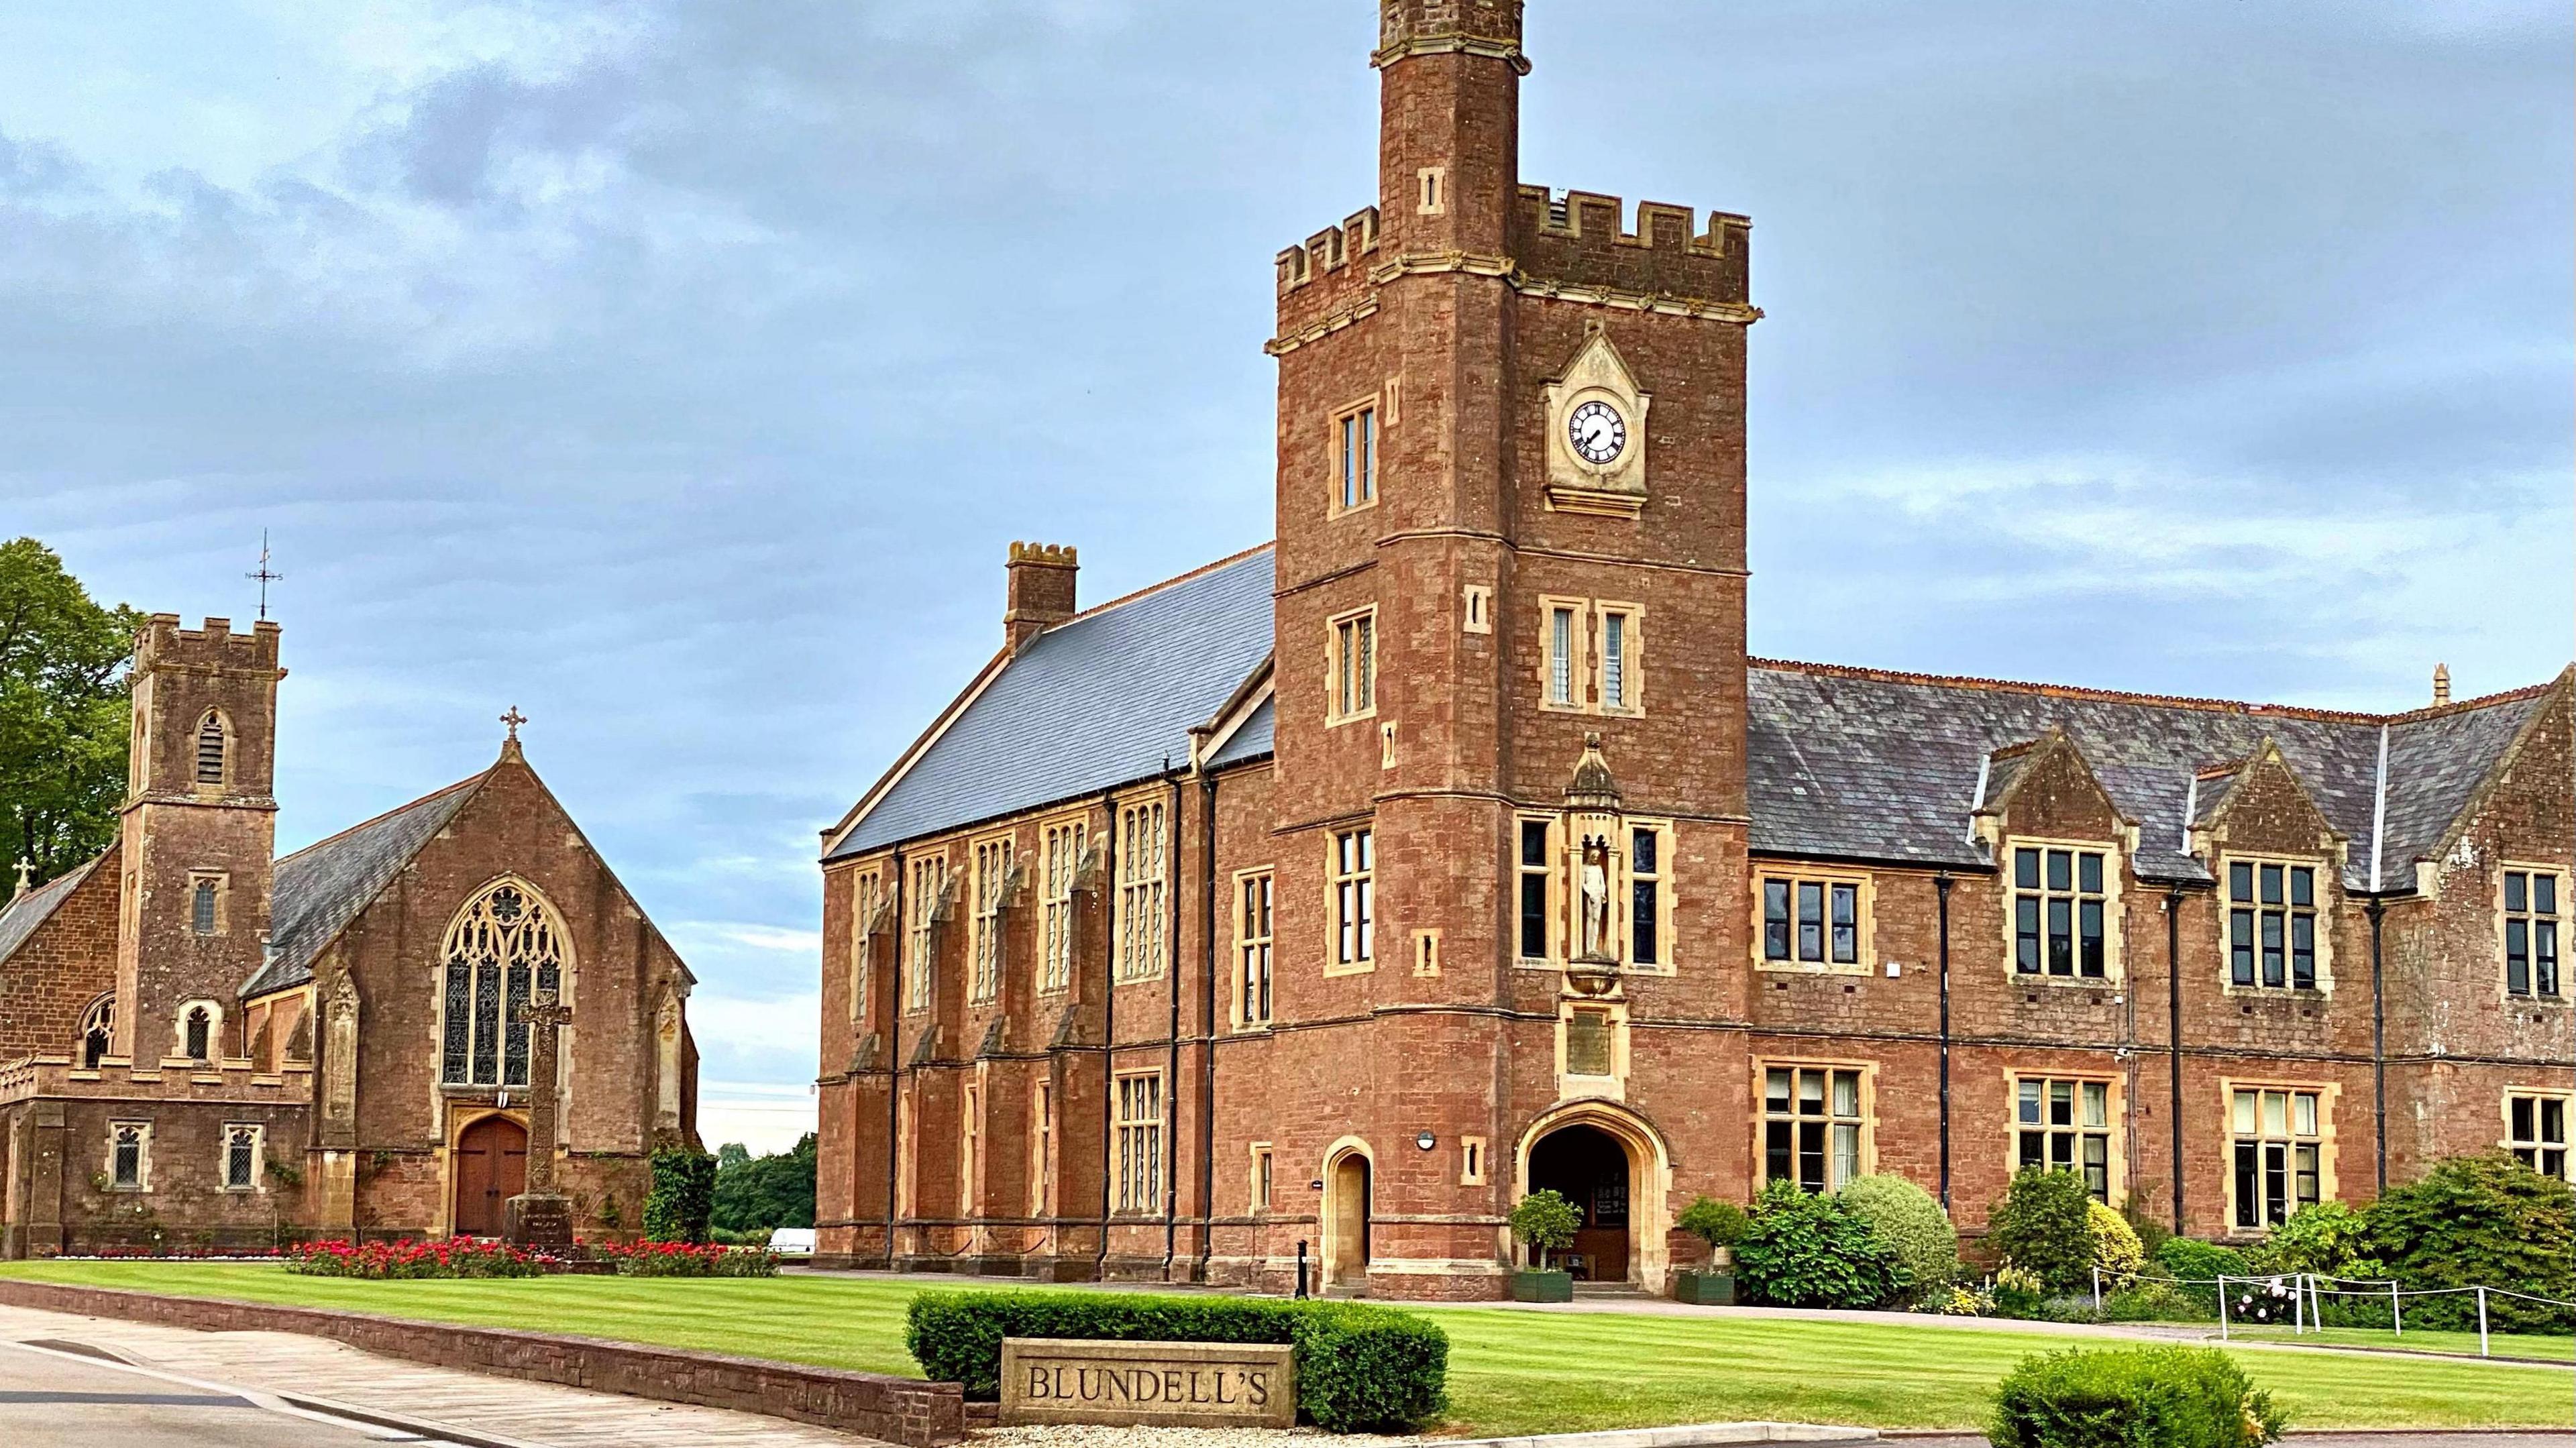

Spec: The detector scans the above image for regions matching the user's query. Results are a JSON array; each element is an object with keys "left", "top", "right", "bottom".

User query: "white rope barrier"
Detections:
[{"left": 2083, "top": 1266, "right": 2576, "bottom": 1355}]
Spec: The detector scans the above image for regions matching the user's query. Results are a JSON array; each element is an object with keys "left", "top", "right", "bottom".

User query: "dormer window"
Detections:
[
  {"left": 2014, "top": 846, "right": 2107, "bottom": 979},
  {"left": 2502, "top": 868, "right": 2563, "bottom": 998},
  {"left": 2229, "top": 860, "right": 2318, "bottom": 991},
  {"left": 195, "top": 712, "right": 227, "bottom": 784}
]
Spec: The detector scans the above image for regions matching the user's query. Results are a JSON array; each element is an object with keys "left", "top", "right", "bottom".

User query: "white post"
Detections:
[
  {"left": 2391, "top": 1281, "right": 2402, "bottom": 1336},
  {"left": 2093, "top": 1265, "right": 2102, "bottom": 1311},
  {"left": 2292, "top": 1275, "right": 2304, "bottom": 1335},
  {"left": 2477, "top": 1286, "right": 2489, "bottom": 1357},
  {"left": 2218, "top": 1276, "right": 2231, "bottom": 1341}
]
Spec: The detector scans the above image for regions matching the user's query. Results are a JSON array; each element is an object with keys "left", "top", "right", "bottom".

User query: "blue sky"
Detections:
[{"left": 4, "top": 2, "right": 2567, "bottom": 1152}]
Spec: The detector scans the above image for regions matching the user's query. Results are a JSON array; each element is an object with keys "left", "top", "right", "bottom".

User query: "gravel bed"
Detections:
[{"left": 973, "top": 1427, "right": 1425, "bottom": 1448}]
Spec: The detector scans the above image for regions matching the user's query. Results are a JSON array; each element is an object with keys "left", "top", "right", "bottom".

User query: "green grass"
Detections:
[
  {"left": 2224, "top": 1323, "right": 2574, "bottom": 1364},
  {"left": 3, "top": 1262, "right": 2569, "bottom": 1435}
]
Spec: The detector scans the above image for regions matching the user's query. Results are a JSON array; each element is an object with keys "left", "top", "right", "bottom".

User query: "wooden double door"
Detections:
[{"left": 451, "top": 1115, "right": 527, "bottom": 1237}]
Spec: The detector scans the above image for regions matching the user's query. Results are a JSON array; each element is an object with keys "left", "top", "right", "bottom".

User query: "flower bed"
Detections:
[
  {"left": 287, "top": 1237, "right": 547, "bottom": 1279},
  {"left": 584, "top": 1239, "right": 780, "bottom": 1278}
]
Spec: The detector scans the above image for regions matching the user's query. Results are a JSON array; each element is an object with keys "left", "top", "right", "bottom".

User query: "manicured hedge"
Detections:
[
  {"left": 903, "top": 1290, "right": 1447, "bottom": 1432},
  {"left": 1991, "top": 1346, "right": 2285, "bottom": 1448}
]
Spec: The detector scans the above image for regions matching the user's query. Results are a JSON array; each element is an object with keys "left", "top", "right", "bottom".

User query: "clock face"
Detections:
[{"left": 1568, "top": 399, "right": 1626, "bottom": 466}]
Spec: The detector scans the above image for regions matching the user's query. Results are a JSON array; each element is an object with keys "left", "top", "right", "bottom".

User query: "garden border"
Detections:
[{"left": 0, "top": 1278, "right": 964, "bottom": 1446}]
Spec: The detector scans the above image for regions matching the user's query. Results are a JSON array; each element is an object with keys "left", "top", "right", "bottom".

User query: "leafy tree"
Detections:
[
  {"left": 2363, "top": 1153, "right": 2574, "bottom": 1332},
  {"left": 710, "top": 1133, "right": 818, "bottom": 1233},
  {"left": 1733, "top": 1178, "right": 1907, "bottom": 1308},
  {"left": 1507, "top": 1189, "right": 1579, "bottom": 1271},
  {"left": 1840, "top": 1174, "right": 1957, "bottom": 1301},
  {"left": 0, "top": 539, "right": 139, "bottom": 882},
  {"left": 1988, "top": 1168, "right": 2098, "bottom": 1296},
  {"left": 1676, "top": 1195, "right": 1749, "bottom": 1255}
]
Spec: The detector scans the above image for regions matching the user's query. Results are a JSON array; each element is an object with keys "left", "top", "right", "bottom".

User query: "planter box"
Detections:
[
  {"left": 1511, "top": 1270, "right": 1573, "bottom": 1303},
  {"left": 1674, "top": 1270, "right": 1735, "bottom": 1306}
]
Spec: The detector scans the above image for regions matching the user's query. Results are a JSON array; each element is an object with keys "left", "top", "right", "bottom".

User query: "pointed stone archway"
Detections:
[
  {"left": 1515, "top": 1100, "right": 1672, "bottom": 1291},
  {"left": 1320, "top": 1137, "right": 1373, "bottom": 1292}
]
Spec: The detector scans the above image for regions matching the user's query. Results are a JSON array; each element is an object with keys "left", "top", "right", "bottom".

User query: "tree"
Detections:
[
  {"left": 2363, "top": 1153, "right": 2575, "bottom": 1333},
  {"left": 710, "top": 1133, "right": 818, "bottom": 1234},
  {"left": 1988, "top": 1167, "right": 2098, "bottom": 1296},
  {"left": 1507, "top": 1189, "right": 1579, "bottom": 1271},
  {"left": 0, "top": 539, "right": 139, "bottom": 883}
]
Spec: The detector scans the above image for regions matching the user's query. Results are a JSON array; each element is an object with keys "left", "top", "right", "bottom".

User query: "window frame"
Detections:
[
  {"left": 1330, "top": 396, "right": 1379, "bottom": 516},
  {"left": 108, "top": 1119, "right": 151, "bottom": 1192},
  {"left": 1250, "top": 1141, "right": 1275, "bottom": 1213},
  {"left": 1516, "top": 814, "right": 1561, "bottom": 964},
  {"left": 968, "top": 833, "right": 1013, "bottom": 1005},
  {"left": 2217, "top": 854, "right": 2328, "bottom": 994},
  {"left": 1328, "top": 825, "right": 1376, "bottom": 974},
  {"left": 1540, "top": 596, "right": 1587, "bottom": 712},
  {"left": 904, "top": 851, "right": 947, "bottom": 1013},
  {"left": 1326, "top": 606, "right": 1379, "bottom": 726},
  {"left": 2503, "top": 1090, "right": 2571, "bottom": 1180},
  {"left": 1112, "top": 1069, "right": 1165, "bottom": 1215},
  {"left": 2008, "top": 1072, "right": 2121, "bottom": 1203},
  {"left": 1624, "top": 819, "right": 1676, "bottom": 972},
  {"left": 221, "top": 1121, "right": 263, "bottom": 1192},
  {"left": 1038, "top": 816, "right": 1087, "bottom": 995},
  {"left": 846, "top": 866, "right": 883, "bottom": 1024},
  {"left": 188, "top": 871, "right": 227, "bottom": 938},
  {"left": 1029, "top": 1080, "right": 1055, "bottom": 1216},
  {"left": 1116, "top": 800, "right": 1169, "bottom": 983},
  {"left": 1755, "top": 1058, "right": 1876, "bottom": 1194},
  {"left": 1234, "top": 868, "right": 1276, "bottom": 1029},
  {"left": 1593, "top": 601, "right": 1644, "bottom": 717},
  {"left": 2499, "top": 864, "right": 2566, "bottom": 1001},
  {"left": 1752, "top": 866, "right": 1874, "bottom": 977},
  {"left": 2006, "top": 840, "right": 2119, "bottom": 983},
  {"left": 2222, "top": 1079, "right": 2332, "bottom": 1234}
]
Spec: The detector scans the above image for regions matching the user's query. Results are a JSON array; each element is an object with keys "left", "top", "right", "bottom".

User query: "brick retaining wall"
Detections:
[{"left": 0, "top": 1279, "right": 963, "bottom": 1446}]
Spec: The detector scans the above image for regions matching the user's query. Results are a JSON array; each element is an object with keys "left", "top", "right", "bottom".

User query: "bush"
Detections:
[
  {"left": 2088, "top": 1202, "right": 2144, "bottom": 1287},
  {"left": 1992, "top": 1264, "right": 2048, "bottom": 1319},
  {"left": 587, "top": 1239, "right": 780, "bottom": 1277},
  {"left": 645, "top": 1148, "right": 717, "bottom": 1243},
  {"left": 2121, "top": 1194, "right": 2173, "bottom": 1262},
  {"left": 1676, "top": 1195, "right": 1750, "bottom": 1253},
  {"left": 2099, "top": 1281, "right": 2208, "bottom": 1324},
  {"left": 2363, "top": 1153, "right": 2576, "bottom": 1333},
  {"left": 1990, "top": 1168, "right": 2098, "bottom": 1296},
  {"left": 1992, "top": 1346, "right": 2285, "bottom": 1448},
  {"left": 1841, "top": 1174, "right": 1957, "bottom": 1302},
  {"left": 1508, "top": 1189, "right": 1580, "bottom": 1270},
  {"left": 902, "top": 1290, "right": 1445, "bottom": 1433},
  {"left": 1733, "top": 1178, "right": 1907, "bottom": 1309},
  {"left": 2153, "top": 1237, "right": 2248, "bottom": 1282},
  {"left": 287, "top": 1237, "right": 543, "bottom": 1279},
  {"left": 2245, "top": 1201, "right": 2378, "bottom": 1281}
]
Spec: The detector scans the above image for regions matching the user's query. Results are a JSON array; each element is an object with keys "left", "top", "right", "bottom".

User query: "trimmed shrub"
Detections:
[
  {"left": 2088, "top": 1202, "right": 2145, "bottom": 1286},
  {"left": 1733, "top": 1178, "right": 1907, "bottom": 1309},
  {"left": 2245, "top": 1201, "right": 2378, "bottom": 1280},
  {"left": 902, "top": 1290, "right": 1446, "bottom": 1433},
  {"left": 1509, "top": 1189, "right": 1580, "bottom": 1270},
  {"left": 2363, "top": 1153, "right": 2576, "bottom": 1333},
  {"left": 1991, "top": 1346, "right": 2285, "bottom": 1448},
  {"left": 1676, "top": 1195, "right": 1750, "bottom": 1252},
  {"left": 1990, "top": 1168, "right": 2098, "bottom": 1296},
  {"left": 2153, "top": 1237, "right": 2248, "bottom": 1282},
  {"left": 2100, "top": 1282, "right": 2208, "bottom": 1324},
  {"left": 1841, "top": 1174, "right": 1957, "bottom": 1302},
  {"left": 645, "top": 1148, "right": 717, "bottom": 1243}
]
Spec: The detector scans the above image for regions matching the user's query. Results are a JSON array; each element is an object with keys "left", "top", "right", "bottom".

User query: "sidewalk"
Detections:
[{"left": 0, "top": 1301, "right": 891, "bottom": 1448}]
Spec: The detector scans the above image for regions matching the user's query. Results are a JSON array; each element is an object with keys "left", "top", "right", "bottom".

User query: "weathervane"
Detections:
[{"left": 247, "top": 531, "right": 284, "bottom": 620}]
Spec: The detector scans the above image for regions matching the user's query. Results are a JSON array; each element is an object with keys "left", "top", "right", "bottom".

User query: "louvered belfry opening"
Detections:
[{"left": 195, "top": 712, "right": 227, "bottom": 783}]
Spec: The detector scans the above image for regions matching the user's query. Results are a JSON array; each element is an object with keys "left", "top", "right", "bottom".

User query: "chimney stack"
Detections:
[
  {"left": 2432, "top": 663, "right": 2451, "bottom": 706},
  {"left": 1005, "top": 543, "right": 1079, "bottom": 649}
]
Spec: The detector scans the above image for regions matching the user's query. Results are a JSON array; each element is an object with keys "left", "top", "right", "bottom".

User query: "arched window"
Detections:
[
  {"left": 78, "top": 993, "right": 114, "bottom": 1068},
  {"left": 195, "top": 712, "right": 229, "bottom": 785},
  {"left": 182, "top": 1004, "right": 212, "bottom": 1061},
  {"left": 440, "top": 880, "right": 570, "bottom": 1087}
]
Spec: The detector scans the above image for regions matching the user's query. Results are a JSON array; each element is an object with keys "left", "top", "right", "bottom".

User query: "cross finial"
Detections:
[
  {"left": 247, "top": 530, "right": 284, "bottom": 621},
  {"left": 9, "top": 857, "right": 30, "bottom": 903},
  {"left": 500, "top": 706, "right": 527, "bottom": 743}
]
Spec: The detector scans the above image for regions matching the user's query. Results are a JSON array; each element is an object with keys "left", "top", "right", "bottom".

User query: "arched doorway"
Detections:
[
  {"left": 1528, "top": 1123, "right": 1632, "bottom": 1282},
  {"left": 1324, "top": 1148, "right": 1372, "bottom": 1290},
  {"left": 452, "top": 1115, "right": 527, "bottom": 1237}
]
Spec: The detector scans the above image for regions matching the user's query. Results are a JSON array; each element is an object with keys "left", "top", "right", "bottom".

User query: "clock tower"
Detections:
[{"left": 1263, "top": 0, "right": 1760, "bottom": 1295}]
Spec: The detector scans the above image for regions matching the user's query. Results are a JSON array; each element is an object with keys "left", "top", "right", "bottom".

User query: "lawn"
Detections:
[
  {"left": 2222, "top": 1323, "right": 2574, "bottom": 1365},
  {"left": 3, "top": 1262, "right": 2570, "bottom": 1435}
]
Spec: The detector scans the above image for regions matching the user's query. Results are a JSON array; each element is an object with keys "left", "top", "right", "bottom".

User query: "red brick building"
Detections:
[
  {"left": 812, "top": 1, "right": 2573, "bottom": 1298},
  {"left": 1, "top": 616, "right": 700, "bottom": 1256}
]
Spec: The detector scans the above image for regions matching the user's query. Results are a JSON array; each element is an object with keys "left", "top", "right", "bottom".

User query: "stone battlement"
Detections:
[
  {"left": 136, "top": 614, "right": 284, "bottom": 676},
  {"left": 1274, "top": 206, "right": 1383, "bottom": 296},
  {"left": 1006, "top": 541, "right": 1077, "bottom": 569},
  {"left": 1512, "top": 186, "right": 1751, "bottom": 304},
  {"left": 0, "top": 1052, "right": 313, "bottom": 1106}
]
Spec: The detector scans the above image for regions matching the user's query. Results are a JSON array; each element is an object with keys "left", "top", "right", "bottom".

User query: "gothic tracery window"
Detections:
[
  {"left": 78, "top": 993, "right": 114, "bottom": 1068},
  {"left": 440, "top": 881, "right": 568, "bottom": 1087}
]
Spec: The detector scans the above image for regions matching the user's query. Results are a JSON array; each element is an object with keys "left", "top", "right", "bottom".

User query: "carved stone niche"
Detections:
[{"left": 1542, "top": 322, "right": 1651, "bottom": 518}]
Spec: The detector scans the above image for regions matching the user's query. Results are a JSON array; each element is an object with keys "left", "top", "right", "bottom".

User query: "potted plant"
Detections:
[
  {"left": 1674, "top": 1195, "right": 1747, "bottom": 1305},
  {"left": 1508, "top": 1189, "right": 1580, "bottom": 1302}
]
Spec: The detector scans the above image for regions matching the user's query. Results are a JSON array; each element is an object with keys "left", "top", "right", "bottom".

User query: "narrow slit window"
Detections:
[
  {"left": 1629, "top": 826, "right": 1662, "bottom": 966},
  {"left": 1334, "top": 827, "right": 1375, "bottom": 966},
  {"left": 1548, "top": 606, "right": 1577, "bottom": 705},
  {"left": 1336, "top": 404, "right": 1377, "bottom": 511},
  {"left": 1238, "top": 872, "right": 1275, "bottom": 1027},
  {"left": 1519, "top": 820, "right": 1553, "bottom": 960}
]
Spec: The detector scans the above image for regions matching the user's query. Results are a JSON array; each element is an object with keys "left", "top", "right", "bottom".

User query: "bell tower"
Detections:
[{"left": 112, "top": 616, "right": 285, "bottom": 1064}]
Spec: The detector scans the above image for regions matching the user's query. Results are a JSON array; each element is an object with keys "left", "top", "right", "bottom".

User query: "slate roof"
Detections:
[
  {"left": 827, "top": 545, "right": 1276, "bottom": 859},
  {"left": 241, "top": 774, "right": 483, "bottom": 999},
  {"left": 0, "top": 852, "right": 107, "bottom": 968},
  {"left": 1748, "top": 660, "right": 2560, "bottom": 889},
  {"left": 1207, "top": 695, "right": 1275, "bottom": 771}
]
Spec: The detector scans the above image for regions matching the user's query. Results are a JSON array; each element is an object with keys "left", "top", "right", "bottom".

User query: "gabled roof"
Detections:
[
  {"left": 825, "top": 544, "right": 1275, "bottom": 860},
  {"left": 241, "top": 773, "right": 484, "bottom": 999},
  {"left": 1748, "top": 660, "right": 2558, "bottom": 889},
  {"left": 1207, "top": 695, "right": 1275, "bottom": 770},
  {"left": 0, "top": 851, "right": 108, "bottom": 968}
]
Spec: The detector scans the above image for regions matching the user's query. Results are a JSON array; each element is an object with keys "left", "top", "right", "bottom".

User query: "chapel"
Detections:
[
  {"left": 0, "top": 614, "right": 700, "bottom": 1256},
  {"left": 814, "top": 1, "right": 2571, "bottom": 1298}
]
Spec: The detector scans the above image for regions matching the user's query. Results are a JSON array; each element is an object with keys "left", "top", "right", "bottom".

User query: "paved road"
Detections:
[{"left": 0, "top": 1337, "right": 440, "bottom": 1447}]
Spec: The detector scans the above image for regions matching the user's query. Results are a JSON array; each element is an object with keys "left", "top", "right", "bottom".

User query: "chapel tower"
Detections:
[
  {"left": 1266, "top": 0, "right": 1760, "bottom": 1292},
  {"left": 111, "top": 616, "right": 284, "bottom": 1064}
]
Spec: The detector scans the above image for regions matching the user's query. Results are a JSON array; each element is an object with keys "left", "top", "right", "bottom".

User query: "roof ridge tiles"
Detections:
[
  {"left": 1750, "top": 655, "right": 2553, "bottom": 726},
  {"left": 273, "top": 773, "right": 486, "bottom": 867},
  {"left": 1045, "top": 539, "right": 1275, "bottom": 632}
]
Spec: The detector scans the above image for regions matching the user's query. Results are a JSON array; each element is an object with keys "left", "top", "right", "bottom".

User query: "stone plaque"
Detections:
[{"left": 1000, "top": 1337, "right": 1295, "bottom": 1429}]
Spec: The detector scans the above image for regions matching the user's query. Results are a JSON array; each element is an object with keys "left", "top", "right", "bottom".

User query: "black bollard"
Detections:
[{"left": 1295, "top": 1239, "right": 1309, "bottom": 1300}]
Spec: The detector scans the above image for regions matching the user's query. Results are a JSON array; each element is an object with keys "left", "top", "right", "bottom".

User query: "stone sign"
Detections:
[{"left": 999, "top": 1337, "right": 1295, "bottom": 1429}]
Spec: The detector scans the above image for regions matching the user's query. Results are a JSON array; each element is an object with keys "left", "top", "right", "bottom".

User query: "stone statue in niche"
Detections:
[{"left": 322, "top": 963, "right": 359, "bottom": 1123}]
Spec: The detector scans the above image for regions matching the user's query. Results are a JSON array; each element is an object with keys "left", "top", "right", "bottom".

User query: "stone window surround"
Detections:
[
  {"left": 846, "top": 865, "right": 883, "bottom": 1023},
  {"left": 1231, "top": 867, "right": 1276, "bottom": 1030},
  {"left": 186, "top": 869, "right": 229, "bottom": 937},
  {"left": 1037, "top": 814, "right": 1087, "bottom": 995},
  {"left": 1326, "top": 824, "right": 1375, "bottom": 976},
  {"left": 107, "top": 1119, "right": 152, "bottom": 1192},
  {"left": 2220, "top": 1076, "right": 2337, "bottom": 1237},
  {"left": 903, "top": 850, "right": 947, "bottom": 1012},
  {"left": 2004, "top": 836, "right": 2128, "bottom": 987},
  {"left": 1248, "top": 1140, "right": 1275, "bottom": 1213},
  {"left": 192, "top": 708, "right": 232, "bottom": 789},
  {"left": 1754, "top": 1056, "right": 1878, "bottom": 1194},
  {"left": 1752, "top": 864, "right": 1876, "bottom": 978},
  {"left": 1327, "top": 393, "right": 1379, "bottom": 517},
  {"left": 2502, "top": 1088, "right": 2571, "bottom": 1180},
  {"left": 2497, "top": 861, "right": 2568, "bottom": 1003},
  {"left": 1325, "top": 604, "right": 1379, "bottom": 726},
  {"left": 1516, "top": 812, "right": 1677, "bottom": 975},
  {"left": 1112, "top": 1068, "right": 1165, "bottom": 1217},
  {"left": 968, "top": 832, "right": 1012, "bottom": 1005},
  {"left": 2216, "top": 851, "right": 2332, "bottom": 997},
  {"left": 1537, "top": 595, "right": 1647, "bottom": 718},
  {"left": 1115, "top": 798, "right": 1169, "bottom": 983},
  {"left": 959, "top": 1080, "right": 981, "bottom": 1217},
  {"left": 2004, "top": 1069, "right": 2125, "bottom": 1205},
  {"left": 1029, "top": 1080, "right": 1055, "bottom": 1216},
  {"left": 1458, "top": 1134, "right": 1488, "bottom": 1186},
  {"left": 220, "top": 1121, "right": 265, "bottom": 1192},
  {"left": 171, "top": 997, "right": 225, "bottom": 1064}
]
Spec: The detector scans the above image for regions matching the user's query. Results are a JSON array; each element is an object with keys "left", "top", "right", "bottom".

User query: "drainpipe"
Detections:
[
  {"left": 1095, "top": 791, "right": 1120, "bottom": 1278},
  {"left": 1195, "top": 771, "right": 1221, "bottom": 1282},
  {"left": 1163, "top": 767, "right": 1184, "bottom": 1280},
  {"left": 885, "top": 848, "right": 904, "bottom": 1268},
  {"left": 2166, "top": 885, "right": 2185, "bottom": 1231},
  {"left": 2368, "top": 898, "right": 2388, "bottom": 1194},
  {"left": 1935, "top": 873, "right": 1953, "bottom": 1211}
]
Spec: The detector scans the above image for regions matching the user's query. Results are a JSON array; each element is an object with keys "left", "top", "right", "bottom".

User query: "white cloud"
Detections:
[
  {"left": 685, "top": 990, "right": 818, "bottom": 1058},
  {"left": 698, "top": 1079, "right": 816, "bottom": 1155}
]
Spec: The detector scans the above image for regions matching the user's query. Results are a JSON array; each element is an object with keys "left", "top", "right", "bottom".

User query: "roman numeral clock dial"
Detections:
[{"left": 1568, "top": 399, "right": 1626, "bottom": 466}]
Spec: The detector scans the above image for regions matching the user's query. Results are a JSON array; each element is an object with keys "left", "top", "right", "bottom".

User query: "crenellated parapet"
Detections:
[
  {"left": 135, "top": 614, "right": 284, "bottom": 679},
  {"left": 1511, "top": 186, "right": 1750, "bottom": 309},
  {"left": 1273, "top": 207, "right": 1385, "bottom": 346},
  {"left": 0, "top": 1052, "right": 313, "bottom": 1106}
]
